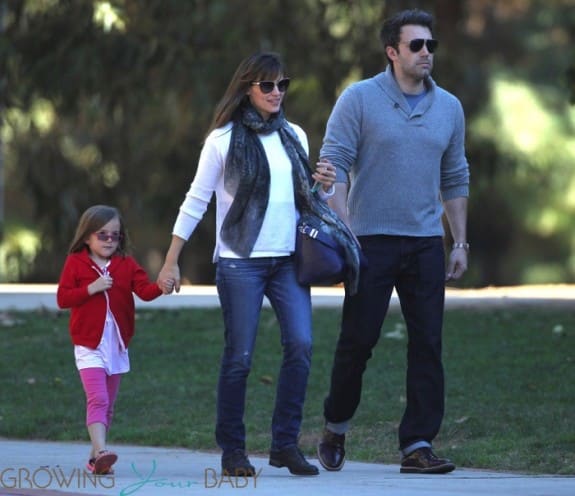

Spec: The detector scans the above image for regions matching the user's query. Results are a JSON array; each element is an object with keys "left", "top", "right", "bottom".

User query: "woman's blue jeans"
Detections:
[{"left": 215, "top": 256, "right": 313, "bottom": 456}]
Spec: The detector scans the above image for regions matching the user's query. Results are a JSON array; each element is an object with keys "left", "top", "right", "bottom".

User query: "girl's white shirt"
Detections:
[
  {"left": 74, "top": 261, "right": 130, "bottom": 375},
  {"left": 172, "top": 121, "right": 311, "bottom": 261}
]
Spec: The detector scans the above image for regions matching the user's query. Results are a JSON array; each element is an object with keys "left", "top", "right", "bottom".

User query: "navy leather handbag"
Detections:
[{"left": 295, "top": 219, "right": 346, "bottom": 286}]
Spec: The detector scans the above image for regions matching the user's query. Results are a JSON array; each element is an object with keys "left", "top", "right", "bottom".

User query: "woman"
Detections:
[{"left": 157, "top": 52, "right": 360, "bottom": 477}]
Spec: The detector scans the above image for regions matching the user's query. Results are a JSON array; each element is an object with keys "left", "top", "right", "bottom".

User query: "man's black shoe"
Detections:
[
  {"left": 269, "top": 445, "right": 319, "bottom": 476},
  {"left": 317, "top": 428, "right": 345, "bottom": 471},
  {"left": 221, "top": 449, "right": 256, "bottom": 476},
  {"left": 400, "top": 447, "right": 455, "bottom": 474}
]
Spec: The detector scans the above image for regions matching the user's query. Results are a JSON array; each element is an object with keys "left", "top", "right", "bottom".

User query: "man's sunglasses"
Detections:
[
  {"left": 251, "top": 78, "right": 290, "bottom": 94},
  {"left": 94, "top": 231, "right": 122, "bottom": 242},
  {"left": 402, "top": 38, "right": 438, "bottom": 53}
]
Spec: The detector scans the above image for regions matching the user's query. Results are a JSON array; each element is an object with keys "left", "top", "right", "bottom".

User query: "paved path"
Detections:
[
  {"left": 1, "top": 283, "right": 575, "bottom": 310},
  {"left": 1, "top": 439, "right": 574, "bottom": 496}
]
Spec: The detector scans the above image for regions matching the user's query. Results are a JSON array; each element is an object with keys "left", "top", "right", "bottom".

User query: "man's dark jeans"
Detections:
[{"left": 324, "top": 235, "right": 446, "bottom": 451}]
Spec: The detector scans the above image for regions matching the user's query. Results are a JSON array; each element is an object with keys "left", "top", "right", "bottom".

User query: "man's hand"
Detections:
[{"left": 446, "top": 248, "right": 468, "bottom": 281}]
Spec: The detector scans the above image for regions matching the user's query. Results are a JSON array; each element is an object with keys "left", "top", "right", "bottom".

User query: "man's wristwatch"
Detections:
[{"left": 452, "top": 242, "right": 470, "bottom": 252}]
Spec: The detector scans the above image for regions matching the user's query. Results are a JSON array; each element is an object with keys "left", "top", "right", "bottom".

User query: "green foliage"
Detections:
[
  {"left": 0, "top": 305, "right": 574, "bottom": 474},
  {"left": 1, "top": 0, "right": 575, "bottom": 285}
]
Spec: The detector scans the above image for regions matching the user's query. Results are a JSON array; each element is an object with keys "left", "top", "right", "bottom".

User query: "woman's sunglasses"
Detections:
[
  {"left": 402, "top": 38, "right": 438, "bottom": 53},
  {"left": 251, "top": 78, "right": 290, "bottom": 94}
]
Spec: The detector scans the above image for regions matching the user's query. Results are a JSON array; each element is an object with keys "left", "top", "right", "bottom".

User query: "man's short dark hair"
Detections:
[{"left": 380, "top": 9, "right": 434, "bottom": 63}]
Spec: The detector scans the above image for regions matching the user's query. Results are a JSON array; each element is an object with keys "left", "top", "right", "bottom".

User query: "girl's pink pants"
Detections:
[{"left": 78, "top": 367, "right": 122, "bottom": 428}]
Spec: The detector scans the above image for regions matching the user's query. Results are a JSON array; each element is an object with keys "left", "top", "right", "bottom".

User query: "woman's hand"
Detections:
[
  {"left": 312, "top": 158, "right": 336, "bottom": 192},
  {"left": 157, "top": 236, "right": 186, "bottom": 294},
  {"left": 157, "top": 263, "right": 181, "bottom": 294}
]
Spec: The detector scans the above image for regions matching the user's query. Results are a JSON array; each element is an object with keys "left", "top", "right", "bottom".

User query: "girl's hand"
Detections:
[
  {"left": 312, "top": 158, "right": 336, "bottom": 192},
  {"left": 88, "top": 275, "right": 113, "bottom": 295}
]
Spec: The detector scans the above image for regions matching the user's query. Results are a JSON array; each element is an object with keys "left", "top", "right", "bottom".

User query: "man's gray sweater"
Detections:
[{"left": 320, "top": 65, "right": 470, "bottom": 237}]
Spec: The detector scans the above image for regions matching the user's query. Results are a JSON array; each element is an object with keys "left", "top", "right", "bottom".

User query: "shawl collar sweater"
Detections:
[
  {"left": 320, "top": 65, "right": 470, "bottom": 237},
  {"left": 57, "top": 249, "right": 162, "bottom": 348}
]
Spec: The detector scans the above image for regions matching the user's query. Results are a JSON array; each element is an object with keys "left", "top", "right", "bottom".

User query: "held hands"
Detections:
[
  {"left": 312, "top": 158, "right": 336, "bottom": 192},
  {"left": 89, "top": 274, "right": 113, "bottom": 295},
  {"left": 157, "top": 263, "right": 181, "bottom": 295},
  {"left": 445, "top": 247, "right": 468, "bottom": 281}
]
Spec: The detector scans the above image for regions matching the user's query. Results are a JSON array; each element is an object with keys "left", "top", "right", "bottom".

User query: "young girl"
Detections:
[{"left": 57, "top": 205, "right": 163, "bottom": 475}]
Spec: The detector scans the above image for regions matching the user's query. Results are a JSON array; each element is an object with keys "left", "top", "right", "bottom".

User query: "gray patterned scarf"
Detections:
[{"left": 221, "top": 102, "right": 362, "bottom": 293}]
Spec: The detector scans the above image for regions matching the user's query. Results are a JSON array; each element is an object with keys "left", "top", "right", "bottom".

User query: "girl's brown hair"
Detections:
[
  {"left": 206, "top": 51, "right": 287, "bottom": 136},
  {"left": 68, "top": 205, "right": 129, "bottom": 256}
]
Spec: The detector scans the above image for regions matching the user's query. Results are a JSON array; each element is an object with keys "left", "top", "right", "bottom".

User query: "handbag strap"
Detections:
[{"left": 298, "top": 222, "right": 342, "bottom": 252}]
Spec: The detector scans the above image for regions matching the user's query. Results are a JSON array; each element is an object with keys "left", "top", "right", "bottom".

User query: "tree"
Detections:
[{"left": 2, "top": 0, "right": 574, "bottom": 286}]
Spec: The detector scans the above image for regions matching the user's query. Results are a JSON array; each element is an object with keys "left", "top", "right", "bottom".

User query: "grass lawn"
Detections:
[{"left": 0, "top": 304, "right": 573, "bottom": 474}]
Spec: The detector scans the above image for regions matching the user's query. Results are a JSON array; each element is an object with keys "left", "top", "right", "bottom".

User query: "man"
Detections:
[{"left": 317, "top": 9, "right": 469, "bottom": 475}]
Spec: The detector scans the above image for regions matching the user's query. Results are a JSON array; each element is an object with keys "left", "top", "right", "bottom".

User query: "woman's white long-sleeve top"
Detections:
[{"left": 172, "top": 121, "right": 309, "bottom": 261}]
